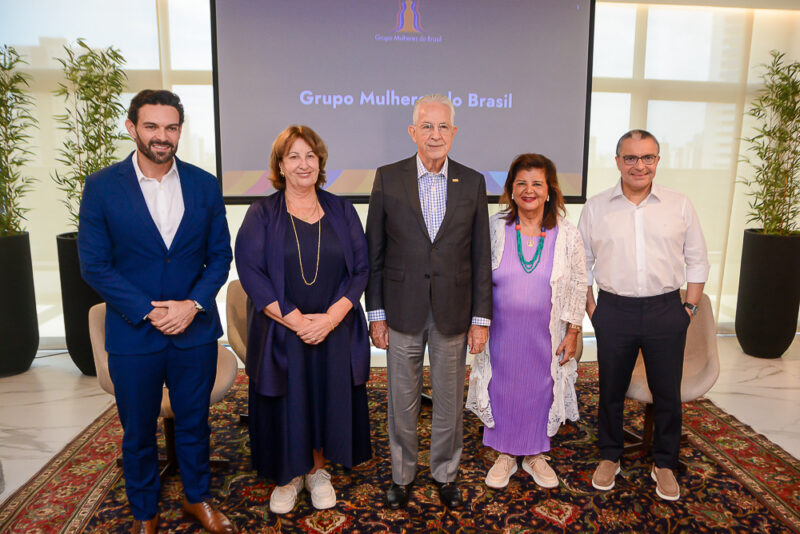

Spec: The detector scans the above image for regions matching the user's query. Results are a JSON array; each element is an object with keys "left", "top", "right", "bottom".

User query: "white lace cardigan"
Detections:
[{"left": 466, "top": 212, "right": 587, "bottom": 436}]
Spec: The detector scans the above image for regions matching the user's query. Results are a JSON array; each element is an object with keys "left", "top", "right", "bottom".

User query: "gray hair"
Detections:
[
  {"left": 615, "top": 129, "right": 660, "bottom": 155},
  {"left": 412, "top": 94, "right": 455, "bottom": 125}
]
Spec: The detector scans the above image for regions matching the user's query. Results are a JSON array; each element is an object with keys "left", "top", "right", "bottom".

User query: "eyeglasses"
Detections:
[
  {"left": 416, "top": 122, "right": 452, "bottom": 135},
  {"left": 620, "top": 154, "right": 658, "bottom": 165}
]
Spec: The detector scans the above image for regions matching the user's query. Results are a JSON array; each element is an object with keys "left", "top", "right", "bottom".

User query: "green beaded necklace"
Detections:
[{"left": 515, "top": 218, "right": 546, "bottom": 273}]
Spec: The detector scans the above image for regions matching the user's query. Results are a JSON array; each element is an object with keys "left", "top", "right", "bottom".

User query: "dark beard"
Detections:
[{"left": 135, "top": 136, "right": 177, "bottom": 165}]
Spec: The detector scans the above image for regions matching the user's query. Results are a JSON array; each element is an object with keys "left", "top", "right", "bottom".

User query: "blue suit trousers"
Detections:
[{"left": 109, "top": 341, "right": 217, "bottom": 520}]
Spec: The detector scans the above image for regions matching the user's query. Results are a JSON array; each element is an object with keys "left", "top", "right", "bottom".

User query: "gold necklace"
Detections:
[
  {"left": 287, "top": 198, "right": 318, "bottom": 222},
  {"left": 519, "top": 218, "right": 542, "bottom": 247},
  {"left": 288, "top": 202, "right": 321, "bottom": 286}
]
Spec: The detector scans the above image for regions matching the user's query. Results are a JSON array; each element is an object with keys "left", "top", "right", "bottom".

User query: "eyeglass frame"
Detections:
[
  {"left": 619, "top": 154, "right": 659, "bottom": 166},
  {"left": 414, "top": 121, "right": 454, "bottom": 136}
]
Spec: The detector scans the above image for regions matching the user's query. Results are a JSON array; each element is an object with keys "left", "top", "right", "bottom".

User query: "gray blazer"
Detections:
[{"left": 365, "top": 155, "right": 492, "bottom": 335}]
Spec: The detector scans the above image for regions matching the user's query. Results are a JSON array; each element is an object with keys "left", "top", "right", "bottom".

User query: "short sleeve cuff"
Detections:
[
  {"left": 471, "top": 316, "right": 491, "bottom": 326},
  {"left": 367, "top": 309, "right": 387, "bottom": 322}
]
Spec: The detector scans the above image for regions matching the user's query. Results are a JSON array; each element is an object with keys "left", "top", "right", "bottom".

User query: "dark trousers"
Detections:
[
  {"left": 108, "top": 342, "right": 217, "bottom": 520},
  {"left": 592, "top": 289, "right": 689, "bottom": 469}
]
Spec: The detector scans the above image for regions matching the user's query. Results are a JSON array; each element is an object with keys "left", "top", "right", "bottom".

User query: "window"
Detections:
[
  {"left": 593, "top": 4, "right": 637, "bottom": 78},
  {"left": 0, "top": 0, "right": 159, "bottom": 69},
  {"left": 168, "top": 0, "right": 213, "bottom": 70},
  {"left": 645, "top": 7, "right": 747, "bottom": 82},
  {"left": 172, "top": 85, "right": 216, "bottom": 174}
]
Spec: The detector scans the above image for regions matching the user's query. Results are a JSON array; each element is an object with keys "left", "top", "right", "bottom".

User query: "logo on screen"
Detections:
[
  {"left": 375, "top": 0, "right": 440, "bottom": 44},
  {"left": 395, "top": 0, "right": 423, "bottom": 33}
]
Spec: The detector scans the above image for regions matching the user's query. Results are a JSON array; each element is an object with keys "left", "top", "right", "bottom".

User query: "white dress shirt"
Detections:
[
  {"left": 132, "top": 154, "right": 184, "bottom": 249},
  {"left": 577, "top": 180, "right": 710, "bottom": 297}
]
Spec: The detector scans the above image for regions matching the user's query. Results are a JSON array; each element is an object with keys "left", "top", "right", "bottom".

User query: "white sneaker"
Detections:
[
  {"left": 522, "top": 454, "right": 559, "bottom": 488},
  {"left": 305, "top": 468, "right": 336, "bottom": 509},
  {"left": 270, "top": 475, "right": 304, "bottom": 514},
  {"left": 485, "top": 453, "right": 518, "bottom": 488}
]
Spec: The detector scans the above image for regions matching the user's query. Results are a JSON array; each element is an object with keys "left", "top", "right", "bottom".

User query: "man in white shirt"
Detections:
[{"left": 577, "top": 129, "right": 709, "bottom": 501}]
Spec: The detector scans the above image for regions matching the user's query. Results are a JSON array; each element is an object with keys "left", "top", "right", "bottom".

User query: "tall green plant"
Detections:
[
  {"left": 52, "top": 39, "right": 127, "bottom": 230},
  {"left": 741, "top": 50, "right": 800, "bottom": 236},
  {"left": 0, "top": 45, "right": 38, "bottom": 236}
]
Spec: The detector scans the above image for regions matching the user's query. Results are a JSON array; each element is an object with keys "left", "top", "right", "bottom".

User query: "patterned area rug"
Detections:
[{"left": 1, "top": 363, "right": 799, "bottom": 533}]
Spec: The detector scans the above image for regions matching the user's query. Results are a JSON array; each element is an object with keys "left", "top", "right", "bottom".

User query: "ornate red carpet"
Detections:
[{"left": 1, "top": 364, "right": 799, "bottom": 533}]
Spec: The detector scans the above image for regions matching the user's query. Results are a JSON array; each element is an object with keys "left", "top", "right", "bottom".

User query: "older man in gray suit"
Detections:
[{"left": 365, "top": 94, "right": 492, "bottom": 509}]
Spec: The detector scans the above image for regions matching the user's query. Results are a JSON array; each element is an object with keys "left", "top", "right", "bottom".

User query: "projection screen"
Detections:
[{"left": 212, "top": 0, "right": 595, "bottom": 203}]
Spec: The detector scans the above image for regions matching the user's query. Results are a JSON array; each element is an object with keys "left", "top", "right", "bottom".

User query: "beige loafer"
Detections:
[
  {"left": 591, "top": 459, "right": 620, "bottom": 491},
  {"left": 651, "top": 465, "right": 680, "bottom": 501}
]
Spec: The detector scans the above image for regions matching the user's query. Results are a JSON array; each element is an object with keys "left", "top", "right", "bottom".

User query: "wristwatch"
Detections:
[
  {"left": 683, "top": 302, "right": 698, "bottom": 316},
  {"left": 193, "top": 300, "right": 204, "bottom": 312}
]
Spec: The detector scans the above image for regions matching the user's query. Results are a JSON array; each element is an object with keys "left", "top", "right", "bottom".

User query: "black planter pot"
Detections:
[
  {"left": 57, "top": 232, "right": 103, "bottom": 375},
  {"left": 0, "top": 232, "right": 39, "bottom": 375},
  {"left": 735, "top": 229, "right": 800, "bottom": 358}
]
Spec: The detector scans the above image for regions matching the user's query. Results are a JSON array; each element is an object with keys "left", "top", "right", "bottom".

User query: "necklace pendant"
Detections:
[{"left": 527, "top": 240, "right": 534, "bottom": 247}]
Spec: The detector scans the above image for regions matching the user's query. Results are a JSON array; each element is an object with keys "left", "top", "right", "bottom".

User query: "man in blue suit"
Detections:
[{"left": 78, "top": 90, "right": 234, "bottom": 534}]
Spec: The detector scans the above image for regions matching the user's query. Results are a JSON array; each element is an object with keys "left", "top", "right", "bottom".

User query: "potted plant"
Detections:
[
  {"left": 52, "top": 39, "right": 127, "bottom": 375},
  {"left": 0, "top": 45, "right": 39, "bottom": 375},
  {"left": 736, "top": 50, "right": 800, "bottom": 358}
]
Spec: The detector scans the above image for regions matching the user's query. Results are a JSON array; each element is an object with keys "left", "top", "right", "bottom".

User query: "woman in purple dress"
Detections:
[{"left": 472, "top": 153, "right": 586, "bottom": 489}]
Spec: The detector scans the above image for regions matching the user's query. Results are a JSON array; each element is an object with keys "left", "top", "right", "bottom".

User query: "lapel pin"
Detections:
[{"left": 452, "top": 178, "right": 459, "bottom": 183}]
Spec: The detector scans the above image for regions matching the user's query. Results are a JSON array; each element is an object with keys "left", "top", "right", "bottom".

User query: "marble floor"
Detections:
[{"left": 1, "top": 334, "right": 798, "bottom": 505}]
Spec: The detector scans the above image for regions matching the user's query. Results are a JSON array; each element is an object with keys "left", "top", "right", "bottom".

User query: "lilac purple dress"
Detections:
[{"left": 482, "top": 222, "right": 559, "bottom": 456}]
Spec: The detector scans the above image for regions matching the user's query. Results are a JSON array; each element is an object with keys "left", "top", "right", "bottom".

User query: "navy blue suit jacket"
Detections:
[
  {"left": 78, "top": 152, "right": 232, "bottom": 355},
  {"left": 234, "top": 189, "right": 370, "bottom": 397}
]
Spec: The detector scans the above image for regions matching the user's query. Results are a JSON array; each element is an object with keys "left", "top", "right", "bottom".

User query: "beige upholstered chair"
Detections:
[
  {"left": 624, "top": 291, "right": 720, "bottom": 452},
  {"left": 88, "top": 303, "right": 238, "bottom": 474},
  {"left": 225, "top": 280, "right": 250, "bottom": 424},
  {"left": 225, "top": 280, "right": 248, "bottom": 366},
  {"left": 575, "top": 333, "right": 584, "bottom": 362}
]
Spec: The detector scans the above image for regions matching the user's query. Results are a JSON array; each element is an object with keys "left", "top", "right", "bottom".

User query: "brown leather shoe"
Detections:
[
  {"left": 182, "top": 499, "right": 236, "bottom": 533},
  {"left": 130, "top": 513, "right": 159, "bottom": 534}
]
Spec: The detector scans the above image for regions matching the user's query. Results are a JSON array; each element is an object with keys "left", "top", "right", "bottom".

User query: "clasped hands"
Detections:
[
  {"left": 148, "top": 300, "right": 198, "bottom": 336},
  {"left": 295, "top": 313, "right": 334, "bottom": 345}
]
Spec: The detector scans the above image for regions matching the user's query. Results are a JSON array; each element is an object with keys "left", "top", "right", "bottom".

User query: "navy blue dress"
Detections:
[{"left": 249, "top": 215, "right": 371, "bottom": 485}]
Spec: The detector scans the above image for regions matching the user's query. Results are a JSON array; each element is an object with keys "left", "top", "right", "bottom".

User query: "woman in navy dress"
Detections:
[{"left": 235, "top": 125, "right": 371, "bottom": 514}]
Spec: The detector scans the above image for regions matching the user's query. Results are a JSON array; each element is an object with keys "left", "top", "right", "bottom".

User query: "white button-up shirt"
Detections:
[
  {"left": 132, "top": 154, "right": 184, "bottom": 249},
  {"left": 577, "top": 180, "right": 710, "bottom": 297}
]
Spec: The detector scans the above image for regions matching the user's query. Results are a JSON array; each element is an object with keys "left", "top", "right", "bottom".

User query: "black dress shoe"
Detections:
[
  {"left": 386, "top": 482, "right": 412, "bottom": 509},
  {"left": 438, "top": 482, "right": 463, "bottom": 508}
]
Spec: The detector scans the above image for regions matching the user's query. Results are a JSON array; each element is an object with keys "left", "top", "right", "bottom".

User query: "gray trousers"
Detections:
[{"left": 386, "top": 311, "right": 468, "bottom": 485}]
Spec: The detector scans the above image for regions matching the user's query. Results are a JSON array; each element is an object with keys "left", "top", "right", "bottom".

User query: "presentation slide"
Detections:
[{"left": 212, "top": 0, "right": 594, "bottom": 202}]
